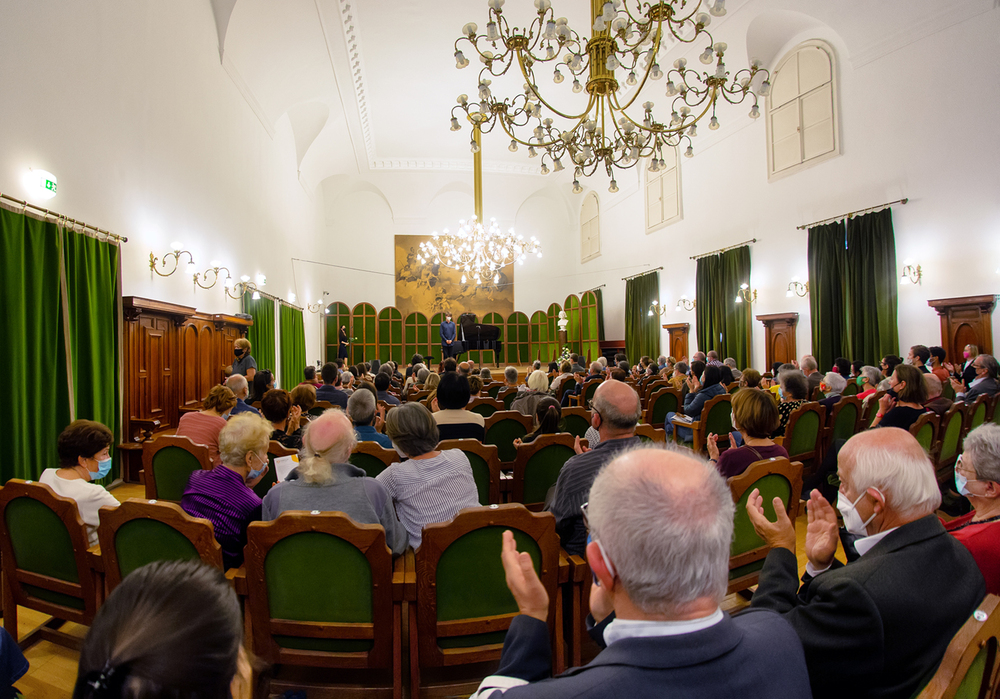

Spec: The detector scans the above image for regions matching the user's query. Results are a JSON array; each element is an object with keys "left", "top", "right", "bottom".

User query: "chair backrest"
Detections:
[
  {"left": 486, "top": 383, "right": 503, "bottom": 399},
  {"left": 560, "top": 406, "right": 593, "bottom": 438},
  {"left": 245, "top": 512, "right": 395, "bottom": 668},
  {"left": 726, "top": 459, "right": 804, "bottom": 594},
  {"left": 645, "top": 387, "right": 682, "bottom": 426},
  {"left": 436, "top": 439, "right": 501, "bottom": 505},
  {"left": 98, "top": 499, "right": 223, "bottom": 590},
  {"left": 917, "top": 595, "right": 1000, "bottom": 699},
  {"left": 408, "top": 390, "right": 431, "bottom": 403},
  {"left": 142, "top": 435, "right": 213, "bottom": 501},
  {"left": 842, "top": 381, "right": 859, "bottom": 397},
  {"left": 511, "top": 433, "right": 578, "bottom": 510},
  {"left": 642, "top": 380, "right": 669, "bottom": 406},
  {"left": 968, "top": 395, "right": 990, "bottom": 435},
  {"left": 634, "top": 423, "right": 666, "bottom": 444},
  {"left": 937, "top": 402, "right": 967, "bottom": 476},
  {"left": 484, "top": 411, "right": 534, "bottom": 463},
  {"left": 309, "top": 400, "right": 335, "bottom": 417},
  {"left": 414, "top": 504, "right": 559, "bottom": 669},
  {"left": 252, "top": 440, "right": 299, "bottom": 500},
  {"left": 728, "top": 383, "right": 741, "bottom": 394},
  {"left": 556, "top": 377, "right": 577, "bottom": 401},
  {"left": 349, "top": 441, "right": 400, "bottom": 478},
  {"left": 862, "top": 391, "right": 887, "bottom": 429},
  {"left": 909, "top": 412, "right": 940, "bottom": 455},
  {"left": 580, "top": 378, "right": 603, "bottom": 406},
  {"left": 467, "top": 397, "right": 503, "bottom": 418},
  {"left": 830, "top": 396, "right": 862, "bottom": 442},
  {"left": 784, "top": 403, "right": 825, "bottom": 468},
  {"left": 701, "top": 394, "right": 734, "bottom": 441},
  {"left": 942, "top": 379, "right": 957, "bottom": 401},
  {"left": 0, "top": 480, "right": 98, "bottom": 624},
  {"left": 810, "top": 386, "right": 825, "bottom": 402},
  {"left": 497, "top": 387, "right": 518, "bottom": 411}
]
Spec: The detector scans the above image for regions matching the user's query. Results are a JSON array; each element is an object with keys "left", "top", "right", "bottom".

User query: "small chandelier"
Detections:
[
  {"left": 418, "top": 119, "right": 541, "bottom": 284},
  {"left": 450, "top": 0, "right": 770, "bottom": 187}
]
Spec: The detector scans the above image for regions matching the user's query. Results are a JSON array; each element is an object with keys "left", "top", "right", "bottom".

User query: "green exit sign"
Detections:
[{"left": 44, "top": 179, "right": 57, "bottom": 193}]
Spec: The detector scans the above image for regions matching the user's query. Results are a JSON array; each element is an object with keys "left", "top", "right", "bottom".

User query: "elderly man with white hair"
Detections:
[
  {"left": 225, "top": 374, "right": 259, "bottom": 416},
  {"left": 799, "top": 354, "right": 822, "bottom": 395},
  {"left": 747, "top": 427, "right": 985, "bottom": 699},
  {"left": 470, "top": 445, "right": 811, "bottom": 698}
]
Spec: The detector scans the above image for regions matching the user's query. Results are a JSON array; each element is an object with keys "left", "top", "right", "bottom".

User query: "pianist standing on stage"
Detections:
[{"left": 440, "top": 312, "right": 458, "bottom": 359}]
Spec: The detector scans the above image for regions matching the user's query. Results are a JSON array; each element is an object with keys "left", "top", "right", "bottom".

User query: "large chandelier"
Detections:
[
  {"left": 417, "top": 119, "right": 542, "bottom": 285},
  {"left": 449, "top": 0, "right": 770, "bottom": 191}
]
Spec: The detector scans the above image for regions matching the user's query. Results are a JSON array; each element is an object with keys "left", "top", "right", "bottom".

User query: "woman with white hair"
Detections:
[
  {"left": 510, "top": 370, "right": 552, "bottom": 417},
  {"left": 261, "top": 410, "right": 407, "bottom": 555}
]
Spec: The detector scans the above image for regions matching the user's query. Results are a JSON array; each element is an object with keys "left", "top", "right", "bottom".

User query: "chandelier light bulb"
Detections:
[
  {"left": 626, "top": 71, "right": 637, "bottom": 86},
  {"left": 709, "top": 116, "right": 720, "bottom": 130},
  {"left": 572, "top": 79, "right": 583, "bottom": 93},
  {"left": 786, "top": 289, "right": 794, "bottom": 298},
  {"left": 450, "top": 117, "right": 461, "bottom": 131},
  {"left": 572, "top": 179, "right": 583, "bottom": 193},
  {"left": 252, "top": 291, "right": 261, "bottom": 300},
  {"left": 486, "top": 22, "right": 499, "bottom": 41},
  {"left": 685, "top": 146, "right": 694, "bottom": 158},
  {"left": 288, "top": 293, "right": 296, "bottom": 303},
  {"left": 700, "top": 47, "right": 715, "bottom": 64},
  {"left": 170, "top": 241, "right": 183, "bottom": 252},
  {"left": 471, "top": 140, "right": 480, "bottom": 153},
  {"left": 224, "top": 276, "right": 234, "bottom": 289},
  {"left": 760, "top": 80, "right": 771, "bottom": 96},
  {"left": 552, "top": 158, "right": 564, "bottom": 172},
  {"left": 240, "top": 275, "right": 250, "bottom": 283},
  {"left": 735, "top": 295, "right": 742, "bottom": 303},
  {"left": 553, "top": 68, "right": 564, "bottom": 83},
  {"left": 609, "top": 179, "right": 619, "bottom": 193},
  {"left": 710, "top": 0, "right": 727, "bottom": 16},
  {"left": 650, "top": 64, "right": 663, "bottom": 80},
  {"left": 749, "top": 104, "right": 760, "bottom": 119}
]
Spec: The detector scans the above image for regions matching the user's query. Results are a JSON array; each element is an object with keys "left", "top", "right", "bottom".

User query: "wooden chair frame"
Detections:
[
  {"left": 641, "top": 380, "right": 670, "bottom": 407},
  {"left": 142, "top": 434, "right": 213, "bottom": 500},
  {"left": 917, "top": 594, "right": 1000, "bottom": 699},
  {"left": 569, "top": 379, "right": 603, "bottom": 408},
  {"left": 309, "top": 400, "right": 335, "bottom": 416},
  {"left": 935, "top": 402, "right": 967, "bottom": 484},
  {"left": 909, "top": 412, "right": 941, "bottom": 458},
  {"left": 560, "top": 406, "right": 594, "bottom": 437},
  {"left": 674, "top": 393, "right": 732, "bottom": 455},
  {"left": 823, "top": 396, "right": 862, "bottom": 458},
  {"left": 511, "top": 433, "right": 579, "bottom": 510},
  {"left": 644, "top": 387, "right": 683, "bottom": 427},
  {"left": 555, "top": 377, "right": 577, "bottom": 403},
  {"left": 0, "top": 480, "right": 101, "bottom": 650},
  {"left": 436, "top": 439, "right": 502, "bottom": 505},
  {"left": 496, "top": 386, "right": 518, "bottom": 411},
  {"left": 350, "top": 441, "right": 401, "bottom": 478},
  {"left": 467, "top": 396, "right": 504, "bottom": 418},
  {"left": 782, "top": 402, "right": 826, "bottom": 480},
  {"left": 634, "top": 423, "right": 667, "bottom": 443},
  {"left": 484, "top": 411, "right": 535, "bottom": 464},
  {"left": 860, "top": 391, "right": 887, "bottom": 430},
  {"left": 97, "top": 498, "right": 224, "bottom": 591},
  {"left": 965, "top": 394, "right": 990, "bottom": 437},
  {"left": 408, "top": 390, "right": 431, "bottom": 403}
]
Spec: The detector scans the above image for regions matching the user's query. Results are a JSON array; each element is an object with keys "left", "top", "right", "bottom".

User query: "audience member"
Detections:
[
  {"left": 432, "top": 372, "right": 485, "bottom": 440},
  {"left": 570, "top": 354, "right": 586, "bottom": 374},
  {"left": 550, "top": 362, "right": 574, "bottom": 394},
  {"left": 261, "top": 411, "right": 407, "bottom": 555},
  {"left": 347, "top": 389, "right": 391, "bottom": 448},
  {"left": 374, "top": 372, "right": 401, "bottom": 406},
  {"left": 877, "top": 354, "right": 902, "bottom": 390},
  {"left": 857, "top": 365, "right": 882, "bottom": 400},
  {"left": 946, "top": 343, "right": 980, "bottom": 387},
  {"left": 504, "top": 366, "right": 520, "bottom": 388},
  {"left": 799, "top": 355, "right": 822, "bottom": 395},
  {"left": 405, "top": 353, "right": 424, "bottom": 380},
  {"left": 289, "top": 384, "right": 317, "bottom": 422},
  {"left": 515, "top": 397, "right": 563, "bottom": 446},
  {"left": 668, "top": 361, "right": 688, "bottom": 391},
  {"left": 665, "top": 365, "right": 726, "bottom": 442},
  {"left": 747, "top": 428, "right": 985, "bottom": 698},
  {"left": 424, "top": 372, "right": 441, "bottom": 390},
  {"left": 482, "top": 367, "right": 494, "bottom": 381},
  {"left": 850, "top": 359, "right": 865, "bottom": 378},
  {"left": 379, "top": 403, "right": 480, "bottom": 548},
  {"left": 181, "top": 414, "right": 269, "bottom": 568},
  {"left": 260, "top": 388, "right": 303, "bottom": 450},
  {"left": 772, "top": 370, "right": 809, "bottom": 438},
  {"left": 923, "top": 374, "right": 953, "bottom": 416},
  {"left": 41, "top": 420, "right": 120, "bottom": 546},
  {"left": 707, "top": 388, "right": 787, "bottom": 479},
  {"left": 340, "top": 370, "right": 355, "bottom": 396},
  {"left": 817, "top": 371, "right": 846, "bottom": 411},
  {"left": 907, "top": 345, "right": 931, "bottom": 374},
  {"left": 301, "top": 365, "right": 321, "bottom": 387},
  {"left": 952, "top": 354, "right": 1000, "bottom": 402},
  {"left": 723, "top": 357, "right": 743, "bottom": 380},
  {"left": 249, "top": 369, "right": 273, "bottom": 404},
  {"left": 832, "top": 357, "right": 851, "bottom": 379},
  {"left": 230, "top": 337, "right": 257, "bottom": 383},
  {"left": 315, "top": 362, "right": 349, "bottom": 409},
  {"left": 548, "top": 381, "right": 641, "bottom": 555},
  {"left": 442, "top": 357, "right": 458, "bottom": 373},
  {"left": 717, "top": 364, "right": 735, "bottom": 386},
  {"left": 468, "top": 375, "right": 485, "bottom": 397},
  {"left": 175, "top": 385, "right": 236, "bottom": 466},
  {"left": 226, "top": 374, "right": 259, "bottom": 416},
  {"left": 739, "top": 368, "right": 762, "bottom": 388},
  {"left": 871, "top": 364, "right": 928, "bottom": 431},
  {"left": 928, "top": 346, "right": 951, "bottom": 383},
  {"left": 705, "top": 350, "right": 724, "bottom": 367},
  {"left": 511, "top": 370, "right": 551, "bottom": 417},
  {"left": 459, "top": 361, "right": 472, "bottom": 377},
  {"left": 470, "top": 446, "right": 811, "bottom": 698},
  {"left": 562, "top": 361, "right": 604, "bottom": 407},
  {"left": 73, "top": 560, "right": 246, "bottom": 699}
]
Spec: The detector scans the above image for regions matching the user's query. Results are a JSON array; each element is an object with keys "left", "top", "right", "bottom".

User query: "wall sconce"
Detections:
[
  {"left": 647, "top": 299, "right": 668, "bottom": 317},
  {"left": 735, "top": 283, "right": 757, "bottom": 304},
  {"left": 150, "top": 242, "right": 197, "bottom": 278},
  {"left": 194, "top": 263, "right": 233, "bottom": 290},
  {"left": 676, "top": 295, "right": 696, "bottom": 311},
  {"left": 226, "top": 274, "right": 263, "bottom": 301},
  {"left": 899, "top": 263, "right": 922, "bottom": 285},
  {"left": 786, "top": 277, "right": 809, "bottom": 298},
  {"left": 308, "top": 291, "right": 331, "bottom": 314}
]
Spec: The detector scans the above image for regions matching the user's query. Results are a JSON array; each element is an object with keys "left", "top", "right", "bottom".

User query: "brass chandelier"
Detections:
[{"left": 449, "top": 0, "right": 770, "bottom": 191}]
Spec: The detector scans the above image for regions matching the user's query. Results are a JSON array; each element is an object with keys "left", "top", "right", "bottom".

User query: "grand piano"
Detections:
[{"left": 458, "top": 313, "right": 502, "bottom": 367}]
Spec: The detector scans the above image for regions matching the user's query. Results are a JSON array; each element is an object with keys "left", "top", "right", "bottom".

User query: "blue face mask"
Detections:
[
  {"left": 246, "top": 453, "right": 267, "bottom": 483},
  {"left": 91, "top": 456, "right": 113, "bottom": 481},
  {"left": 955, "top": 469, "right": 972, "bottom": 497},
  {"left": 778, "top": 387, "right": 785, "bottom": 400}
]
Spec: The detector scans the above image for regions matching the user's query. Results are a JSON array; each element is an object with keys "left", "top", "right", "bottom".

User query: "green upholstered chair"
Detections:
[
  {"left": 308, "top": 400, "right": 335, "bottom": 417},
  {"left": 726, "top": 458, "right": 804, "bottom": 596},
  {"left": 497, "top": 387, "right": 518, "bottom": 411},
  {"left": 559, "top": 406, "right": 593, "bottom": 439},
  {"left": 252, "top": 440, "right": 298, "bottom": 500},
  {"left": 966, "top": 395, "right": 989, "bottom": 436},
  {"left": 410, "top": 504, "right": 561, "bottom": 697},
  {"left": 0, "top": 480, "right": 101, "bottom": 650},
  {"left": 97, "top": 498, "right": 223, "bottom": 590},
  {"left": 909, "top": 412, "right": 940, "bottom": 456},
  {"left": 634, "top": 423, "right": 667, "bottom": 444},
  {"left": 349, "top": 441, "right": 400, "bottom": 479},
  {"left": 644, "top": 387, "right": 681, "bottom": 427},
  {"left": 570, "top": 379, "right": 603, "bottom": 408},
  {"left": 486, "top": 383, "right": 503, "bottom": 400},
  {"left": 861, "top": 391, "right": 887, "bottom": 429},
  {"left": 511, "top": 433, "right": 579, "bottom": 511},
  {"left": 941, "top": 379, "right": 957, "bottom": 401},
  {"left": 916, "top": 594, "right": 1000, "bottom": 699},
  {"left": 142, "top": 434, "right": 212, "bottom": 501},
  {"left": 484, "top": 410, "right": 534, "bottom": 464},
  {"left": 682, "top": 394, "right": 733, "bottom": 455},
  {"left": 782, "top": 402, "right": 825, "bottom": 481},
  {"left": 556, "top": 377, "right": 577, "bottom": 403},
  {"left": 991, "top": 395, "right": 1000, "bottom": 426},
  {"left": 641, "top": 380, "right": 669, "bottom": 407},
  {"left": 841, "top": 381, "right": 859, "bottom": 397},
  {"left": 935, "top": 403, "right": 967, "bottom": 487},
  {"left": 437, "top": 439, "right": 502, "bottom": 505},
  {"left": 825, "top": 396, "right": 862, "bottom": 457},
  {"left": 468, "top": 397, "right": 504, "bottom": 418},
  {"left": 245, "top": 511, "right": 404, "bottom": 698}
]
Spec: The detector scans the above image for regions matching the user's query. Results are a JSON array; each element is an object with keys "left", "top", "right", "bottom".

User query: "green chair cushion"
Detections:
[
  {"left": 502, "top": 392, "right": 517, "bottom": 410},
  {"left": 561, "top": 415, "right": 590, "bottom": 438},
  {"left": 940, "top": 413, "right": 963, "bottom": 462},
  {"left": 651, "top": 393, "right": 678, "bottom": 425},
  {"left": 486, "top": 420, "right": 528, "bottom": 463},
  {"left": 152, "top": 447, "right": 202, "bottom": 501},
  {"left": 972, "top": 404, "right": 987, "bottom": 431},
  {"left": 5, "top": 498, "right": 79, "bottom": 583},
  {"left": 915, "top": 423, "right": 935, "bottom": 454},
  {"left": 789, "top": 411, "right": 820, "bottom": 457},
  {"left": 115, "top": 519, "right": 201, "bottom": 580},
  {"left": 731, "top": 474, "right": 791, "bottom": 557},
  {"left": 954, "top": 643, "right": 989, "bottom": 699},
  {"left": 463, "top": 451, "right": 492, "bottom": 506},
  {"left": 349, "top": 452, "right": 390, "bottom": 478},
  {"left": 523, "top": 444, "right": 575, "bottom": 505},
  {"left": 704, "top": 401, "right": 733, "bottom": 440},
  {"left": 833, "top": 404, "right": 859, "bottom": 442},
  {"left": 472, "top": 404, "right": 498, "bottom": 418}
]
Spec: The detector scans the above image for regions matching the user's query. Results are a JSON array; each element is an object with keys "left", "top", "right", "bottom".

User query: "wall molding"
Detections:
[
  {"left": 221, "top": 53, "right": 275, "bottom": 139},
  {"left": 370, "top": 158, "right": 546, "bottom": 176},
  {"left": 336, "top": 0, "right": 377, "bottom": 166}
]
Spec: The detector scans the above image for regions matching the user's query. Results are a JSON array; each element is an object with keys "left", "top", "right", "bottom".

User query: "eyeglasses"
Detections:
[{"left": 956, "top": 454, "right": 977, "bottom": 478}]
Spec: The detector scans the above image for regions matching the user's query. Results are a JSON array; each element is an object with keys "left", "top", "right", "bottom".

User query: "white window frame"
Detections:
[
  {"left": 580, "top": 191, "right": 601, "bottom": 263},
  {"left": 645, "top": 147, "right": 683, "bottom": 234},
  {"left": 766, "top": 39, "right": 840, "bottom": 182}
]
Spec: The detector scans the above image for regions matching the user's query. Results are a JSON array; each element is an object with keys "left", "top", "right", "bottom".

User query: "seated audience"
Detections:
[
  {"left": 739, "top": 368, "right": 762, "bottom": 388},
  {"left": 850, "top": 359, "right": 864, "bottom": 378},
  {"left": 249, "top": 369, "right": 273, "bottom": 404},
  {"left": 717, "top": 364, "right": 735, "bottom": 386},
  {"left": 405, "top": 353, "right": 423, "bottom": 380},
  {"left": 818, "top": 371, "right": 846, "bottom": 410},
  {"left": 504, "top": 366, "right": 520, "bottom": 389},
  {"left": 705, "top": 350, "right": 723, "bottom": 367},
  {"left": 262, "top": 410, "right": 407, "bottom": 555},
  {"left": 340, "top": 370, "right": 355, "bottom": 396},
  {"left": 723, "top": 357, "right": 743, "bottom": 381},
  {"left": 668, "top": 361, "right": 688, "bottom": 391},
  {"left": 928, "top": 346, "right": 951, "bottom": 383},
  {"left": 41, "top": 420, "right": 120, "bottom": 546},
  {"left": 289, "top": 383, "right": 317, "bottom": 423},
  {"left": 424, "top": 372, "right": 441, "bottom": 391},
  {"left": 374, "top": 372, "right": 400, "bottom": 406},
  {"left": 832, "top": 356, "right": 852, "bottom": 378},
  {"left": 570, "top": 354, "right": 586, "bottom": 373},
  {"left": 347, "top": 389, "right": 391, "bottom": 448},
  {"left": 545, "top": 362, "right": 558, "bottom": 379},
  {"left": 772, "top": 370, "right": 809, "bottom": 438},
  {"left": 315, "top": 362, "right": 349, "bottom": 409},
  {"left": 468, "top": 375, "right": 485, "bottom": 398},
  {"left": 871, "top": 364, "right": 928, "bottom": 431},
  {"left": 952, "top": 354, "right": 1000, "bottom": 402},
  {"left": 877, "top": 354, "right": 902, "bottom": 391},
  {"left": 260, "top": 388, "right": 304, "bottom": 450},
  {"left": 226, "top": 374, "right": 259, "bottom": 416},
  {"left": 665, "top": 364, "right": 727, "bottom": 443},
  {"left": 856, "top": 365, "right": 882, "bottom": 400},
  {"left": 403, "top": 363, "right": 424, "bottom": 393},
  {"left": 73, "top": 560, "right": 248, "bottom": 699},
  {"left": 301, "top": 365, "right": 321, "bottom": 387},
  {"left": 514, "top": 397, "right": 562, "bottom": 446},
  {"left": 442, "top": 357, "right": 458, "bottom": 373},
  {"left": 378, "top": 403, "right": 480, "bottom": 548},
  {"left": 561, "top": 361, "right": 604, "bottom": 407},
  {"left": 181, "top": 414, "right": 269, "bottom": 568},
  {"left": 432, "top": 371, "right": 485, "bottom": 441},
  {"left": 945, "top": 344, "right": 980, "bottom": 387},
  {"left": 907, "top": 345, "right": 931, "bottom": 374},
  {"left": 799, "top": 355, "right": 822, "bottom": 395},
  {"left": 459, "top": 361, "right": 472, "bottom": 377},
  {"left": 482, "top": 367, "right": 495, "bottom": 381},
  {"left": 511, "top": 370, "right": 551, "bottom": 417},
  {"left": 747, "top": 427, "right": 985, "bottom": 699},
  {"left": 550, "top": 362, "right": 574, "bottom": 394},
  {"left": 176, "top": 385, "right": 236, "bottom": 466},
  {"left": 945, "top": 424, "right": 1000, "bottom": 594},
  {"left": 549, "top": 381, "right": 641, "bottom": 555},
  {"left": 923, "top": 374, "right": 953, "bottom": 416},
  {"left": 471, "top": 446, "right": 811, "bottom": 698},
  {"left": 707, "top": 388, "right": 787, "bottom": 478}
]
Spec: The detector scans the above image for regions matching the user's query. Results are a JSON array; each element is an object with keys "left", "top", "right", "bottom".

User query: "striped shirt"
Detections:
[
  {"left": 375, "top": 449, "right": 480, "bottom": 549},
  {"left": 181, "top": 465, "right": 262, "bottom": 567}
]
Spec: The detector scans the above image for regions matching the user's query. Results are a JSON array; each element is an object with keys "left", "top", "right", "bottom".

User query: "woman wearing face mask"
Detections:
[
  {"left": 707, "top": 388, "right": 788, "bottom": 478},
  {"left": 176, "top": 385, "right": 236, "bottom": 466},
  {"left": 945, "top": 343, "right": 980, "bottom": 388},
  {"left": 41, "top": 420, "right": 120, "bottom": 546},
  {"left": 181, "top": 414, "right": 271, "bottom": 569},
  {"left": 249, "top": 369, "right": 274, "bottom": 404},
  {"left": 230, "top": 338, "right": 256, "bottom": 383},
  {"left": 870, "top": 363, "right": 928, "bottom": 431}
]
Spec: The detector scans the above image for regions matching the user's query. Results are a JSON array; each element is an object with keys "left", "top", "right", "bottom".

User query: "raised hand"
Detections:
[
  {"left": 744, "top": 488, "right": 796, "bottom": 552},
  {"left": 500, "top": 530, "right": 549, "bottom": 622},
  {"left": 706, "top": 433, "right": 720, "bottom": 461},
  {"left": 573, "top": 435, "right": 590, "bottom": 455},
  {"left": 804, "top": 489, "right": 839, "bottom": 570}
]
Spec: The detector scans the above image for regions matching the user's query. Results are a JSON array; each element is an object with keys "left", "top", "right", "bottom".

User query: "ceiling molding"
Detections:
[
  {"left": 335, "top": 0, "right": 376, "bottom": 166},
  {"left": 221, "top": 53, "right": 275, "bottom": 139},
  {"left": 371, "top": 159, "right": 546, "bottom": 176}
]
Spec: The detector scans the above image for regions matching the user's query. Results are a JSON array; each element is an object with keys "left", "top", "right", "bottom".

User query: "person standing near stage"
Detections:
[
  {"left": 338, "top": 325, "right": 350, "bottom": 360},
  {"left": 440, "top": 312, "right": 457, "bottom": 359}
]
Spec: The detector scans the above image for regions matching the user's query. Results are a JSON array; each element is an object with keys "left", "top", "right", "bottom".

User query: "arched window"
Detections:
[
  {"left": 580, "top": 191, "right": 600, "bottom": 263},
  {"left": 645, "top": 147, "right": 682, "bottom": 233},
  {"left": 767, "top": 40, "right": 839, "bottom": 180}
]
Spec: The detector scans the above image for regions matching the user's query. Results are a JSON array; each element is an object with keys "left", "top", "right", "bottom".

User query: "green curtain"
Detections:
[
  {"left": 63, "top": 231, "right": 121, "bottom": 486},
  {"left": 593, "top": 288, "right": 606, "bottom": 341},
  {"left": 0, "top": 207, "right": 71, "bottom": 481},
  {"left": 624, "top": 272, "right": 660, "bottom": 362},
  {"left": 279, "top": 304, "right": 307, "bottom": 390},
  {"left": 695, "top": 246, "right": 752, "bottom": 368},
  {"left": 807, "top": 221, "right": 847, "bottom": 370},
  {"left": 845, "top": 209, "right": 898, "bottom": 364},
  {"left": 243, "top": 292, "right": 276, "bottom": 375}
]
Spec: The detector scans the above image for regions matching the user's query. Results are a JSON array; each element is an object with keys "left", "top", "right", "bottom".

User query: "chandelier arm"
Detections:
[
  {"left": 608, "top": 92, "right": 683, "bottom": 138},
  {"left": 614, "top": 23, "right": 665, "bottom": 112},
  {"left": 516, "top": 50, "right": 596, "bottom": 121},
  {"left": 497, "top": 117, "right": 561, "bottom": 150}
]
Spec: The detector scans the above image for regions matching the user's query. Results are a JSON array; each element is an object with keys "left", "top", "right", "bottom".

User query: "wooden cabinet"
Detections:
[
  {"left": 927, "top": 295, "right": 996, "bottom": 363},
  {"left": 756, "top": 313, "right": 799, "bottom": 370},
  {"left": 662, "top": 323, "right": 690, "bottom": 361}
]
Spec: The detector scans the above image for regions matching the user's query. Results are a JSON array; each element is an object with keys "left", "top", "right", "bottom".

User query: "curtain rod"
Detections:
[
  {"left": 0, "top": 191, "right": 128, "bottom": 243},
  {"left": 579, "top": 284, "right": 606, "bottom": 293},
  {"left": 690, "top": 238, "right": 757, "bottom": 260},
  {"left": 244, "top": 287, "right": 302, "bottom": 312},
  {"left": 621, "top": 267, "right": 663, "bottom": 281},
  {"left": 796, "top": 198, "right": 908, "bottom": 230}
]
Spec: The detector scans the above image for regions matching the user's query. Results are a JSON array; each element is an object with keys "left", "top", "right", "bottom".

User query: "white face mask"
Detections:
[{"left": 836, "top": 487, "right": 882, "bottom": 538}]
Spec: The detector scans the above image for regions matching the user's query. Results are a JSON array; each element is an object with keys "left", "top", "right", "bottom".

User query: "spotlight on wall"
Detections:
[
  {"left": 786, "top": 277, "right": 809, "bottom": 298},
  {"left": 25, "top": 169, "right": 58, "bottom": 200},
  {"left": 735, "top": 282, "right": 757, "bottom": 304},
  {"left": 676, "top": 295, "right": 697, "bottom": 311},
  {"left": 899, "top": 262, "right": 922, "bottom": 285}
]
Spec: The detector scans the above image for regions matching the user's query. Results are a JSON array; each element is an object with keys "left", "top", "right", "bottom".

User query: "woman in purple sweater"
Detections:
[{"left": 706, "top": 387, "right": 788, "bottom": 479}]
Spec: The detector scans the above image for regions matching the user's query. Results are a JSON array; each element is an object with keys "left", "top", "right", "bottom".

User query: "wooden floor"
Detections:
[{"left": 15, "top": 478, "right": 834, "bottom": 698}]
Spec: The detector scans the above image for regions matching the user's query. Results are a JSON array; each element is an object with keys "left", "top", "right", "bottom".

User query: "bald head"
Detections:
[
  {"left": 225, "top": 374, "right": 249, "bottom": 399},
  {"left": 591, "top": 380, "right": 642, "bottom": 431},
  {"left": 588, "top": 447, "right": 734, "bottom": 615},
  {"left": 922, "top": 373, "right": 942, "bottom": 400},
  {"left": 303, "top": 409, "right": 355, "bottom": 465}
]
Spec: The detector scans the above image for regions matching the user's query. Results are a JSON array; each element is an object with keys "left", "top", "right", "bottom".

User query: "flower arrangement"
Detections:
[{"left": 558, "top": 346, "right": 572, "bottom": 364}]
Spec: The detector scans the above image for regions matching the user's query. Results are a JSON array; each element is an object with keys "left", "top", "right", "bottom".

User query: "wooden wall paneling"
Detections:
[
  {"left": 482, "top": 312, "right": 506, "bottom": 364},
  {"left": 507, "top": 312, "right": 530, "bottom": 364},
  {"left": 547, "top": 303, "right": 561, "bottom": 362},
  {"left": 927, "top": 295, "right": 996, "bottom": 363},
  {"left": 563, "top": 294, "right": 582, "bottom": 356},
  {"left": 580, "top": 291, "right": 600, "bottom": 364},
  {"left": 377, "top": 306, "right": 404, "bottom": 365},
  {"left": 662, "top": 323, "right": 690, "bottom": 362},
  {"left": 351, "top": 302, "right": 378, "bottom": 365},
  {"left": 403, "top": 312, "right": 431, "bottom": 365},
  {"left": 529, "top": 311, "right": 547, "bottom": 363},
  {"left": 756, "top": 313, "right": 799, "bottom": 370}
]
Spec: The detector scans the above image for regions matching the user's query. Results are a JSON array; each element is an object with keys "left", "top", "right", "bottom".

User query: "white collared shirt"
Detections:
[
  {"left": 806, "top": 526, "right": 900, "bottom": 576},
  {"left": 604, "top": 608, "right": 724, "bottom": 646}
]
